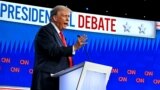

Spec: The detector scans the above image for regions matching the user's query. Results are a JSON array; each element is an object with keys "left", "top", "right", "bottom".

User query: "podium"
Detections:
[{"left": 51, "top": 61, "right": 112, "bottom": 90}]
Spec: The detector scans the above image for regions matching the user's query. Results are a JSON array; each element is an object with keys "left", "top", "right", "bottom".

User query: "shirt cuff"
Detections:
[{"left": 72, "top": 46, "right": 76, "bottom": 55}]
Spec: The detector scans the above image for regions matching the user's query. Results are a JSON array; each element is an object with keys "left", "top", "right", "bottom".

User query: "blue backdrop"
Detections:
[{"left": 0, "top": 19, "right": 160, "bottom": 90}]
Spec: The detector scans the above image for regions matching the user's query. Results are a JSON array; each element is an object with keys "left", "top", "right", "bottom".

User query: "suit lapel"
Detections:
[{"left": 47, "top": 23, "right": 64, "bottom": 47}]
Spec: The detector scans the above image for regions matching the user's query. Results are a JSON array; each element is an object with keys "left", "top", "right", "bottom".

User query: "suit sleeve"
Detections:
[{"left": 35, "top": 26, "right": 73, "bottom": 58}]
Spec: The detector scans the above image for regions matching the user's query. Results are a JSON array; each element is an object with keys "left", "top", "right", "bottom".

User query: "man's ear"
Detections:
[{"left": 53, "top": 16, "right": 57, "bottom": 21}]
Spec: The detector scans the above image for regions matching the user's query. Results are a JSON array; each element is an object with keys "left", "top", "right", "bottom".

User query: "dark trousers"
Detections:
[{"left": 31, "top": 70, "right": 59, "bottom": 90}]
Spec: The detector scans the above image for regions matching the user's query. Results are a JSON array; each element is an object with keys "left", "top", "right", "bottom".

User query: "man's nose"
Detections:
[{"left": 66, "top": 18, "right": 69, "bottom": 21}]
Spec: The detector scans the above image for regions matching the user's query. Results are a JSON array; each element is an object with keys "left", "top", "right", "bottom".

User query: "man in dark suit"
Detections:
[{"left": 31, "top": 5, "right": 87, "bottom": 90}]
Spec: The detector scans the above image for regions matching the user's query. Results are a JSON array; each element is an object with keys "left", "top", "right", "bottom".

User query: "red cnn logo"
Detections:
[
  {"left": 20, "top": 59, "right": 29, "bottom": 65},
  {"left": 118, "top": 76, "right": 128, "bottom": 82},
  {"left": 1, "top": 57, "right": 10, "bottom": 63},
  {"left": 10, "top": 67, "right": 20, "bottom": 73}
]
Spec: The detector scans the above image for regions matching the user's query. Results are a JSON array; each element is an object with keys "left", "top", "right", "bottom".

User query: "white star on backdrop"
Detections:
[
  {"left": 138, "top": 24, "right": 146, "bottom": 34},
  {"left": 123, "top": 22, "right": 131, "bottom": 32}
]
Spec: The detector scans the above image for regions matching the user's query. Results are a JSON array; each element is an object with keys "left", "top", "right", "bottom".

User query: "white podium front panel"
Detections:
[
  {"left": 81, "top": 70, "right": 106, "bottom": 90},
  {"left": 60, "top": 67, "right": 83, "bottom": 90},
  {"left": 55, "top": 61, "right": 112, "bottom": 90}
]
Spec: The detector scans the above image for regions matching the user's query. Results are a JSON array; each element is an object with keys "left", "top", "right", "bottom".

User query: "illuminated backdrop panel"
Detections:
[{"left": 0, "top": 1, "right": 160, "bottom": 90}]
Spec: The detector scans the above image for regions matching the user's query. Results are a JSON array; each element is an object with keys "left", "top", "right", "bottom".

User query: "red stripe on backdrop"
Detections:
[
  {"left": 0, "top": 88, "right": 23, "bottom": 90},
  {"left": 156, "top": 22, "right": 160, "bottom": 30}
]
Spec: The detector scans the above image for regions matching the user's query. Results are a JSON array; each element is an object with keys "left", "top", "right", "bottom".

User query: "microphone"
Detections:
[{"left": 77, "top": 35, "right": 90, "bottom": 61}]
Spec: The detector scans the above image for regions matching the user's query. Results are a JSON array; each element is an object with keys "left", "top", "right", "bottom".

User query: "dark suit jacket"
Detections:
[{"left": 31, "top": 23, "right": 73, "bottom": 90}]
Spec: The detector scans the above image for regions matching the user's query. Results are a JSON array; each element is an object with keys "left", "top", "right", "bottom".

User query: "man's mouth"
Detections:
[{"left": 64, "top": 23, "right": 68, "bottom": 26}]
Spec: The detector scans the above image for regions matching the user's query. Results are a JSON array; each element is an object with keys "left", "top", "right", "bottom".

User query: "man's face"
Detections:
[{"left": 54, "top": 10, "right": 70, "bottom": 31}]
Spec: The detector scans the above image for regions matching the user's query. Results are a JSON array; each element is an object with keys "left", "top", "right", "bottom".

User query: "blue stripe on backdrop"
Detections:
[
  {"left": 64, "top": 29, "right": 160, "bottom": 90},
  {"left": 0, "top": 20, "right": 160, "bottom": 89},
  {"left": 0, "top": 20, "right": 39, "bottom": 87}
]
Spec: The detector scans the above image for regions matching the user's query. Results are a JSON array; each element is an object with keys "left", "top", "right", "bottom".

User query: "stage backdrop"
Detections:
[{"left": 0, "top": 1, "right": 160, "bottom": 90}]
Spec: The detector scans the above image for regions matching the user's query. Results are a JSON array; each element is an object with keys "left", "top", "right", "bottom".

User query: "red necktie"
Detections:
[{"left": 59, "top": 32, "right": 73, "bottom": 67}]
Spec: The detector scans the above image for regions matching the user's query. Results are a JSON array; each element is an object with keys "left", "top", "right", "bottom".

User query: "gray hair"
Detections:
[{"left": 50, "top": 5, "right": 71, "bottom": 21}]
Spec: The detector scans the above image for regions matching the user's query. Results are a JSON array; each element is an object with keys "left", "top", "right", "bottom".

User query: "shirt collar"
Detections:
[{"left": 51, "top": 22, "right": 60, "bottom": 34}]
